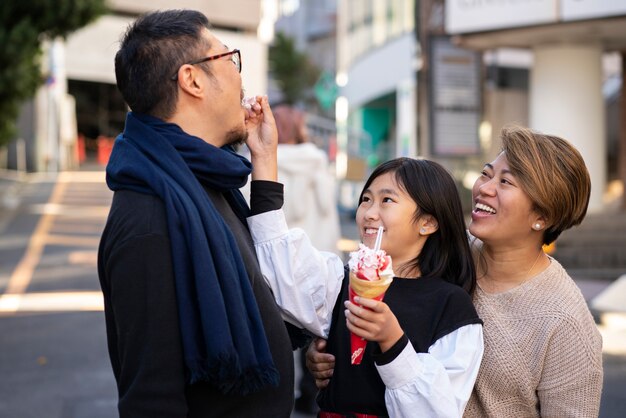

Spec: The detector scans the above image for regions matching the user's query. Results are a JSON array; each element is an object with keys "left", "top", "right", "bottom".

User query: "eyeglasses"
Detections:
[{"left": 170, "top": 49, "right": 241, "bottom": 81}]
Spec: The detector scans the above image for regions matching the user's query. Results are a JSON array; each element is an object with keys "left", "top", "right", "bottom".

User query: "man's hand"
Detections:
[
  {"left": 345, "top": 296, "right": 404, "bottom": 353},
  {"left": 305, "top": 338, "right": 335, "bottom": 389},
  {"left": 244, "top": 95, "right": 277, "bottom": 181}
]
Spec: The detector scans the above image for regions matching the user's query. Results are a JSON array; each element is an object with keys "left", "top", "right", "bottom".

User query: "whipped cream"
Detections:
[{"left": 348, "top": 243, "right": 394, "bottom": 281}]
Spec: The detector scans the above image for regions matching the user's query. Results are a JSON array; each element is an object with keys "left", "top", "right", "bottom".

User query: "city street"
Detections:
[
  {"left": 0, "top": 171, "right": 625, "bottom": 417},
  {"left": 0, "top": 171, "right": 116, "bottom": 417}
]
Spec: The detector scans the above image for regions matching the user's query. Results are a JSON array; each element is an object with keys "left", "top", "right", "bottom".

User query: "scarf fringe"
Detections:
[{"left": 188, "top": 355, "right": 280, "bottom": 396}]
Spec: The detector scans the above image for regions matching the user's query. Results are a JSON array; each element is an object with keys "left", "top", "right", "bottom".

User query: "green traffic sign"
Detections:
[{"left": 314, "top": 70, "right": 338, "bottom": 110}]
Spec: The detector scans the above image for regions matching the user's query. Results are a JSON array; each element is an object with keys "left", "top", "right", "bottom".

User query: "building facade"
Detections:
[
  {"left": 335, "top": 0, "right": 625, "bottom": 212},
  {"left": 8, "top": 0, "right": 273, "bottom": 172},
  {"left": 445, "top": 0, "right": 626, "bottom": 212},
  {"left": 335, "top": 0, "right": 418, "bottom": 188}
]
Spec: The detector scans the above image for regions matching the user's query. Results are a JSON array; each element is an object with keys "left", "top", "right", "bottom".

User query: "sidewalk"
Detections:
[
  {"left": 0, "top": 169, "right": 27, "bottom": 232},
  {"left": 0, "top": 162, "right": 107, "bottom": 223},
  {"left": 590, "top": 275, "right": 626, "bottom": 358}
]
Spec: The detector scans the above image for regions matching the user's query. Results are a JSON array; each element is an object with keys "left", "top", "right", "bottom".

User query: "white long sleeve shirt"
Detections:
[{"left": 248, "top": 209, "right": 483, "bottom": 417}]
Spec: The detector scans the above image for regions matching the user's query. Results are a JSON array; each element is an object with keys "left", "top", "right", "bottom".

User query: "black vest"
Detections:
[{"left": 317, "top": 267, "right": 482, "bottom": 416}]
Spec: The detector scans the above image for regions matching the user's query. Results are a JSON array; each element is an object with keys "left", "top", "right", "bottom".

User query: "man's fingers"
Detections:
[
  {"left": 308, "top": 354, "right": 335, "bottom": 369},
  {"left": 315, "top": 378, "right": 330, "bottom": 390},
  {"left": 310, "top": 366, "right": 333, "bottom": 378},
  {"left": 314, "top": 338, "right": 327, "bottom": 351}
]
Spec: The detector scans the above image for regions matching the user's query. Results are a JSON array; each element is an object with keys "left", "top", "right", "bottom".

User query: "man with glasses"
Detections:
[{"left": 98, "top": 9, "right": 299, "bottom": 417}]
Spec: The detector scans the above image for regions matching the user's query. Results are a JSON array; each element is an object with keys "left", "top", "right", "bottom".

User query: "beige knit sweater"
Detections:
[{"left": 464, "top": 257, "right": 603, "bottom": 418}]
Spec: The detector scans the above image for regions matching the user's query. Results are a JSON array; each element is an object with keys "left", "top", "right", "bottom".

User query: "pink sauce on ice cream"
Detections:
[{"left": 348, "top": 244, "right": 394, "bottom": 281}]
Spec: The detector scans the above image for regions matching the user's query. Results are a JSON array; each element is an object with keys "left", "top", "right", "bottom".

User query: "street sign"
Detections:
[{"left": 314, "top": 70, "right": 338, "bottom": 110}]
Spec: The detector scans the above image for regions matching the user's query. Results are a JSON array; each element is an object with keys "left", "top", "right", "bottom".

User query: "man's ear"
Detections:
[
  {"left": 418, "top": 215, "right": 439, "bottom": 236},
  {"left": 176, "top": 65, "right": 204, "bottom": 99}
]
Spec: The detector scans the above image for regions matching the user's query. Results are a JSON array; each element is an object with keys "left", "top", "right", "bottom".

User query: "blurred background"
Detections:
[
  {"left": 3, "top": 0, "right": 626, "bottom": 214},
  {"left": 1, "top": 1, "right": 625, "bottom": 417}
]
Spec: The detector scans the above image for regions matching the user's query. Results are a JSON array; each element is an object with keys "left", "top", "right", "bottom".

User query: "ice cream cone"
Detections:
[{"left": 349, "top": 271, "right": 393, "bottom": 365}]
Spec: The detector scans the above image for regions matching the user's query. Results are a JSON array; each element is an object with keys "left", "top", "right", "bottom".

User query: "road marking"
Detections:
[
  {"left": 45, "top": 234, "right": 101, "bottom": 247},
  {"left": 0, "top": 171, "right": 111, "bottom": 314},
  {"left": 57, "top": 171, "right": 106, "bottom": 183},
  {"left": 0, "top": 291, "right": 104, "bottom": 313},
  {"left": 3, "top": 177, "right": 67, "bottom": 295},
  {"left": 27, "top": 203, "right": 110, "bottom": 217},
  {"left": 68, "top": 250, "right": 99, "bottom": 266}
]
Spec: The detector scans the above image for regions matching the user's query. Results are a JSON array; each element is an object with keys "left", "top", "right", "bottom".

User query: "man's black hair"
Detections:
[{"left": 115, "top": 9, "right": 212, "bottom": 119}]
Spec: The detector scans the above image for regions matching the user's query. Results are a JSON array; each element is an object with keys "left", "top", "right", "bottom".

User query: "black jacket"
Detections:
[{"left": 98, "top": 182, "right": 294, "bottom": 418}]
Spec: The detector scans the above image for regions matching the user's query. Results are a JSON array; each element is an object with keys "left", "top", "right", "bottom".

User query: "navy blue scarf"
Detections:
[{"left": 106, "top": 112, "right": 279, "bottom": 395}]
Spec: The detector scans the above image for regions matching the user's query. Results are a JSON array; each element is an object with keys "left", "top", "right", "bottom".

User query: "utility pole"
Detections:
[
  {"left": 416, "top": 0, "right": 445, "bottom": 158},
  {"left": 617, "top": 51, "right": 626, "bottom": 211}
]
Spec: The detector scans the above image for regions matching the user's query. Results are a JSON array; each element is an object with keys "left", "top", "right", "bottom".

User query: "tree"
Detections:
[
  {"left": 269, "top": 32, "right": 320, "bottom": 105},
  {"left": 0, "top": 0, "right": 106, "bottom": 147}
]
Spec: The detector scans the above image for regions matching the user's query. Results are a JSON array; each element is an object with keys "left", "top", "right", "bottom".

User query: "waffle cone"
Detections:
[
  {"left": 349, "top": 271, "right": 393, "bottom": 299},
  {"left": 348, "top": 271, "right": 393, "bottom": 364}
]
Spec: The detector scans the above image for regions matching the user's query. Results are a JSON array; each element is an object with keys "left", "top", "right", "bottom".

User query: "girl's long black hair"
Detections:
[{"left": 359, "top": 158, "right": 476, "bottom": 294}]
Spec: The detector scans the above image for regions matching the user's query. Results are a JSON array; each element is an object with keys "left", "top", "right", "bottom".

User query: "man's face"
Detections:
[{"left": 198, "top": 29, "right": 248, "bottom": 146}]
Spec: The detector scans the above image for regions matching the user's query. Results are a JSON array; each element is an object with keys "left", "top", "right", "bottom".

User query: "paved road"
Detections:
[
  {"left": 0, "top": 171, "right": 317, "bottom": 418},
  {"left": 0, "top": 171, "right": 116, "bottom": 417},
  {"left": 0, "top": 171, "right": 624, "bottom": 417}
]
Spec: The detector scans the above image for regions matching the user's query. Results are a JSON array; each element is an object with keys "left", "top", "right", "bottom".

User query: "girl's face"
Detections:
[
  {"left": 356, "top": 172, "right": 424, "bottom": 270},
  {"left": 469, "top": 152, "right": 540, "bottom": 247}
]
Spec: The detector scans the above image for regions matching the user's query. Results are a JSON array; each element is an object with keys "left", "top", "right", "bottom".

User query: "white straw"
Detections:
[{"left": 374, "top": 226, "right": 384, "bottom": 252}]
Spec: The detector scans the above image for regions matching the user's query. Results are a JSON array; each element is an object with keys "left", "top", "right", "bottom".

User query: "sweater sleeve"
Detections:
[
  {"left": 376, "top": 323, "right": 484, "bottom": 418},
  {"left": 537, "top": 313, "right": 603, "bottom": 417},
  {"left": 104, "top": 233, "right": 188, "bottom": 418},
  {"left": 249, "top": 180, "right": 283, "bottom": 215}
]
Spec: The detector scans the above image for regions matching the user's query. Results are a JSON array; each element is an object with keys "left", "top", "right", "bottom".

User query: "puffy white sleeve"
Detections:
[
  {"left": 377, "top": 323, "right": 484, "bottom": 418},
  {"left": 247, "top": 209, "right": 344, "bottom": 338}
]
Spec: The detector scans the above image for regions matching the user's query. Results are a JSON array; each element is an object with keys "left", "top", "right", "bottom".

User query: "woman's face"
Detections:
[
  {"left": 469, "top": 152, "right": 539, "bottom": 247},
  {"left": 356, "top": 172, "right": 424, "bottom": 269}
]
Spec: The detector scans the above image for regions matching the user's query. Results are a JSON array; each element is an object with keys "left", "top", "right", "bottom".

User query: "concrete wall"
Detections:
[{"left": 108, "top": 0, "right": 261, "bottom": 31}]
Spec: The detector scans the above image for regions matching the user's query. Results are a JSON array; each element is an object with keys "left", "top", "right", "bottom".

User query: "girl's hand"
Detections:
[
  {"left": 244, "top": 95, "right": 277, "bottom": 181},
  {"left": 305, "top": 338, "right": 335, "bottom": 389},
  {"left": 345, "top": 296, "right": 404, "bottom": 353}
]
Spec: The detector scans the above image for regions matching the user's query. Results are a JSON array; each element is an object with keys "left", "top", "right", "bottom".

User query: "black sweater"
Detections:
[{"left": 98, "top": 181, "right": 294, "bottom": 418}]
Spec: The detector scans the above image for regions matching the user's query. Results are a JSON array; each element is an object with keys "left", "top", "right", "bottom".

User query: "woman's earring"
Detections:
[
  {"left": 420, "top": 227, "right": 426, "bottom": 234},
  {"left": 534, "top": 223, "right": 542, "bottom": 230}
]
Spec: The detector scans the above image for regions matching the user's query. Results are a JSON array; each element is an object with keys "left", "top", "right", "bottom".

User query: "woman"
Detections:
[
  {"left": 464, "top": 126, "right": 603, "bottom": 416},
  {"left": 249, "top": 158, "right": 484, "bottom": 417},
  {"left": 307, "top": 127, "right": 603, "bottom": 417}
]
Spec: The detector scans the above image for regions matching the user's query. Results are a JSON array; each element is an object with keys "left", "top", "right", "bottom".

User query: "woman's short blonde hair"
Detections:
[{"left": 500, "top": 126, "right": 591, "bottom": 245}]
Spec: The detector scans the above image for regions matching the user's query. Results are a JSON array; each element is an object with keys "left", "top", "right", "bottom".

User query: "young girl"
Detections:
[{"left": 248, "top": 157, "right": 484, "bottom": 417}]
